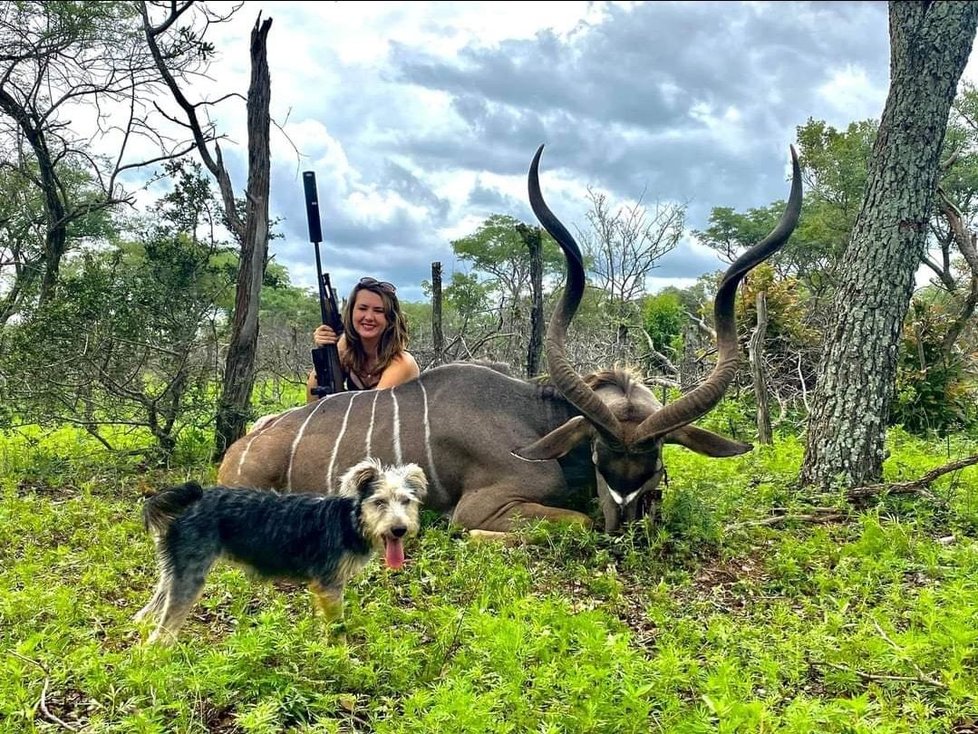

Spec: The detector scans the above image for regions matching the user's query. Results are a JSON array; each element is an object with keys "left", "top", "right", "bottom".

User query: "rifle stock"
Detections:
[{"left": 303, "top": 171, "right": 346, "bottom": 397}]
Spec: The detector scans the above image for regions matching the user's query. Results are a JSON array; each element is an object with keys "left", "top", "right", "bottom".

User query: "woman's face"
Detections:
[{"left": 351, "top": 288, "right": 389, "bottom": 341}]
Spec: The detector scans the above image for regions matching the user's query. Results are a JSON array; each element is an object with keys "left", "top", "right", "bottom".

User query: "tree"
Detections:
[
  {"left": 0, "top": 1, "right": 209, "bottom": 316},
  {"left": 640, "top": 289, "right": 683, "bottom": 379},
  {"left": 139, "top": 2, "right": 273, "bottom": 459},
  {"left": 927, "top": 84, "right": 978, "bottom": 365},
  {"left": 698, "top": 118, "right": 875, "bottom": 306},
  {"left": 251, "top": 261, "right": 322, "bottom": 409},
  {"left": 891, "top": 289, "right": 977, "bottom": 433},
  {"left": 429, "top": 271, "right": 503, "bottom": 364},
  {"left": 0, "top": 160, "right": 232, "bottom": 462},
  {"left": 801, "top": 1, "right": 978, "bottom": 489},
  {"left": 0, "top": 161, "right": 115, "bottom": 325},
  {"left": 450, "top": 214, "right": 561, "bottom": 372},
  {"left": 578, "top": 187, "right": 684, "bottom": 360},
  {"left": 522, "top": 224, "right": 545, "bottom": 377}
]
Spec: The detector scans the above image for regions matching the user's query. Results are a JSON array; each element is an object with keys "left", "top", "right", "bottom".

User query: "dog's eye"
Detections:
[{"left": 373, "top": 499, "right": 387, "bottom": 509}]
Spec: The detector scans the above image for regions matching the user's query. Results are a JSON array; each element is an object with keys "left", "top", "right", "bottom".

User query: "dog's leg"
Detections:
[
  {"left": 148, "top": 576, "right": 206, "bottom": 645},
  {"left": 134, "top": 571, "right": 169, "bottom": 623},
  {"left": 308, "top": 581, "right": 349, "bottom": 644},
  {"left": 147, "top": 555, "right": 212, "bottom": 645},
  {"left": 308, "top": 580, "right": 345, "bottom": 623}
]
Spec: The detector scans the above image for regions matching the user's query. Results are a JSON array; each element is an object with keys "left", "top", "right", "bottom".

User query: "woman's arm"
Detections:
[
  {"left": 306, "top": 332, "right": 350, "bottom": 403},
  {"left": 376, "top": 351, "right": 420, "bottom": 390}
]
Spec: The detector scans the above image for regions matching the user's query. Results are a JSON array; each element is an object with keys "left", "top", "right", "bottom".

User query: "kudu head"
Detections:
[{"left": 515, "top": 144, "right": 802, "bottom": 532}]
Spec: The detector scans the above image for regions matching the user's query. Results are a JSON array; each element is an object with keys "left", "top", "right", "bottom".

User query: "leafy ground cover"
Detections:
[{"left": 1, "top": 428, "right": 977, "bottom": 732}]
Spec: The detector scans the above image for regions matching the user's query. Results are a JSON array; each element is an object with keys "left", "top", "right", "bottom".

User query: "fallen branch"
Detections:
[
  {"left": 727, "top": 455, "right": 978, "bottom": 534},
  {"left": 811, "top": 660, "right": 946, "bottom": 690},
  {"left": 725, "top": 508, "right": 845, "bottom": 532},
  {"left": 847, "top": 453, "right": 978, "bottom": 502},
  {"left": 648, "top": 376, "right": 680, "bottom": 390},
  {"left": 8, "top": 652, "right": 79, "bottom": 731},
  {"left": 871, "top": 619, "right": 947, "bottom": 689}
]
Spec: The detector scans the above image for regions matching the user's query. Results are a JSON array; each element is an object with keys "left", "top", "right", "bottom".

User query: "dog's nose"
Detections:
[{"left": 391, "top": 526, "right": 407, "bottom": 538}]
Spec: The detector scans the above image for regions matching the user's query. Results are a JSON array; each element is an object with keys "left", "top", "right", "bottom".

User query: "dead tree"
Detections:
[
  {"left": 526, "top": 227, "right": 544, "bottom": 377},
  {"left": 935, "top": 188, "right": 978, "bottom": 360},
  {"left": 140, "top": 3, "right": 274, "bottom": 459},
  {"left": 431, "top": 261, "right": 444, "bottom": 366}
]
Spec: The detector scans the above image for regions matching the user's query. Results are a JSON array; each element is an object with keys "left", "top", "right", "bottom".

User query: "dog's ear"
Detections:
[
  {"left": 338, "top": 458, "right": 382, "bottom": 499},
  {"left": 401, "top": 463, "right": 428, "bottom": 502}
]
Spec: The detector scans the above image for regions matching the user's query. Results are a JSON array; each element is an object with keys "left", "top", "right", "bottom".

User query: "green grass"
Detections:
[{"left": 1, "top": 429, "right": 977, "bottom": 732}]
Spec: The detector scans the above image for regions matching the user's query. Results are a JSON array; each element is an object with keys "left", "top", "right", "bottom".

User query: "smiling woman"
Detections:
[{"left": 305, "top": 276, "right": 419, "bottom": 401}]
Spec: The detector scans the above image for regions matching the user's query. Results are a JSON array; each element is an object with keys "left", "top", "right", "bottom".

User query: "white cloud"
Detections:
[
  {"left": 72, "top": 0, "right": 978, "bottom": 300},
  {"left": 816, "top": 64, "right": 887, "bottom": 124}
]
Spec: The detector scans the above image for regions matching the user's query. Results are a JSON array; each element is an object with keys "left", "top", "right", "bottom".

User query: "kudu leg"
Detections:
[{"left": 453, "top": 490, "right": 593, "bottom": 533}]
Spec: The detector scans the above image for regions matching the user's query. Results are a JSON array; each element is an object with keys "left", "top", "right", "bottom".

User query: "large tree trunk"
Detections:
[
  {"left": 801, "top": 1, "right": 978, "bottom": 488},
  {"left": 213, "top": 17, "right": 273, "bottom": 459}
]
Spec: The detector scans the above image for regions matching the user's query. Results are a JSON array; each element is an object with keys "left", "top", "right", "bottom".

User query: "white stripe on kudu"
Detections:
[
  {"left": 235, "top": 406, "right": 302, "bottom": 480},
  {"left": 418, "top": 377, "right": 443, "bottom": 497},
  {"left": 235, "top": 433, "right": 260, "bottom": 481},
  {"left": 286, "top": 397, "right": 334, "bottom": 491},
  {"left": 327, "top": 392, "right": 361, "bottom": 491},
  {"left": 366, "top": 391, "right": 380, "bottom": 457},
  {"left": 391, "top": 389, "right": 402, "bottom": 464}
]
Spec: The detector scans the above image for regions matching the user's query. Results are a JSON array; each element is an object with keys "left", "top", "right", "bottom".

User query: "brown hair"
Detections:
[{"left": 341, "top": 278, "right": 409, "bottom": 379}]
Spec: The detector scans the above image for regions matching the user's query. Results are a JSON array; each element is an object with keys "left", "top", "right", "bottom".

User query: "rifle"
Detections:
[{"left": 303, "top": 171, "right": 346, "bottom": 397}]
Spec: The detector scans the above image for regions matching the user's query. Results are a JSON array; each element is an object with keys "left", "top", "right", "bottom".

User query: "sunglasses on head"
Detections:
[{"left": 358, "top": 277, "right": 396, "bottom": 293}]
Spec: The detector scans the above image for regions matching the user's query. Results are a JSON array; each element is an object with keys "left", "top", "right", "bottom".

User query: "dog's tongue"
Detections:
[{"left": 384, "top": 537, "right": 405, "bottom": 569}]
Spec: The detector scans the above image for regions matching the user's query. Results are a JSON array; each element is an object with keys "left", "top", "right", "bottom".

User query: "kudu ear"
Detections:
[
  {"left": 513, "top": 416, "right": 593, "bottom": 461},
  {"left": 664, "top": 425, "right": 753, "bottom": 457},
  {"left": 338, "top": 458, "right": 383, "bottom": 499},
  {"left": 400, "top": 463, "right": 428, "bottom": 502}
]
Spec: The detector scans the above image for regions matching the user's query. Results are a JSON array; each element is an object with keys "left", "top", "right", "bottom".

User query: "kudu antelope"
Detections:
[{"left": 218, "top": 145, "right": 802, "bottom": 533}]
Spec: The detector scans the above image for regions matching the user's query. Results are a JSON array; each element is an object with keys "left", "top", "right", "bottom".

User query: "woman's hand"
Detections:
[{"left": 313, "top": 324, "right": 339, "bottom": 347}]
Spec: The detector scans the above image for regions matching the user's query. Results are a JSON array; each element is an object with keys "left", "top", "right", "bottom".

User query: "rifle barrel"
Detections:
[{"left": 302, "top": 171, "right": 323, "bottom": 244}]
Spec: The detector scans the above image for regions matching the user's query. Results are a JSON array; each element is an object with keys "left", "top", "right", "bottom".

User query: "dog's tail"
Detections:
[{"left": 143, "top": 481, "right": 204, "bottom": 536}]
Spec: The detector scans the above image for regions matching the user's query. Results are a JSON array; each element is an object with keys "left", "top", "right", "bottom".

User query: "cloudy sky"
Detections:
[{"left": 161, "top": 1, "right": 972, "bottom": 302}]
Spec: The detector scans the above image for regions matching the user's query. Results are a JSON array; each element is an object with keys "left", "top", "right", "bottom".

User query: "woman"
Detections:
[{"left": 305, "top": 276, "right": 420, "bottom": 402}]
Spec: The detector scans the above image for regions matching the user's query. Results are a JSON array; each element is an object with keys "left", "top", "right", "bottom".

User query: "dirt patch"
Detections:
[
  {"left": 195, "top": 699, "right": 242, "bottom": 733},
  {"left": 15, "top": 477, "right": 80, "bottom": 500}
]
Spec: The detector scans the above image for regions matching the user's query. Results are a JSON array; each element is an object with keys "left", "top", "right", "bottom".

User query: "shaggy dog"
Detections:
[{"left": 134, "top": 458, "right": 427, "bottom": 644}]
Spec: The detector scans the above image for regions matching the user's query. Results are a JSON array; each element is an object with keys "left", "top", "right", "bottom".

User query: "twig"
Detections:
[
  {"left": 796, "top": 351, "right": 810, "bottom": 413},
  {"left": 871, "top": 619, "right": 947, "bottom": 689},
  {"left": 769, "top": 506, "right": 840, "bottom": 515},
  {"left": 7, "top": 652, "right": 79, "bottom": 731},
  {"left": 436, "top": 608, "right": 468, "bottom": 679},
  {"left": 725, "top": 508, "right": 844, "bottom": 532},
  {"left": 39, "top": 678, "right": 79, "bottom": 732}
]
